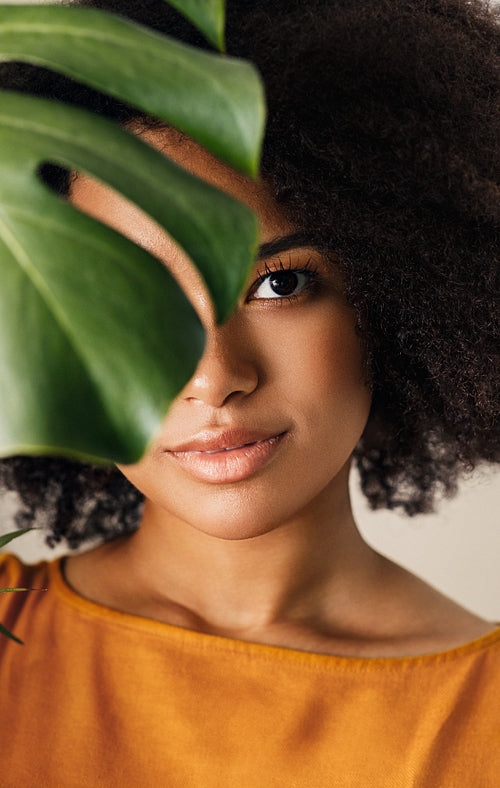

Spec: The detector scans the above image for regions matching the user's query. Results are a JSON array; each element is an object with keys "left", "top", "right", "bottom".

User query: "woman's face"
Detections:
[{"left": 72, "top": 128, "right": 372, "bottom": 539}]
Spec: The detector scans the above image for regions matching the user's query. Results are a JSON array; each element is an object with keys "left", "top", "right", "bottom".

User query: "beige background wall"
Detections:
[
  {"left": 1, "top": 0, "right": 499, "bottom": 621},
  {"left": 354, "top": 470, "right": 499, "bottom": 621}
]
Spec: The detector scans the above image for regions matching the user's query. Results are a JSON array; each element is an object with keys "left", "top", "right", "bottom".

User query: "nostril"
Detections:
[{"left": 180, "top": 346, "right": 259, "bottom": 408}]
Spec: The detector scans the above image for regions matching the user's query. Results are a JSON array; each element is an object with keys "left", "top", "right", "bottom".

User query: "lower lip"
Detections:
[{"left": 166, "top": 433, "right": 286, "bottom": 484}]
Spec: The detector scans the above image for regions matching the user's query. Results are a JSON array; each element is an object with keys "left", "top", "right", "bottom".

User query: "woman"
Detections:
[{"left": 1, "top": 0, "right": 499, "bottom": 784}]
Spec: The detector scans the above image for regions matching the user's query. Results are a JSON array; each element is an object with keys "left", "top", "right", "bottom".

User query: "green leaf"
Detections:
[
  {"left": 0, "top": 621, "right": 23, "bottom": 645},
  {"left": 0, "top": 5, "right": 265, "bottom": 176},
  {"left": 0, "top": 528, "right": 34, "bottom": 550},
  {"left": 163, "top": 0, "right": 225, "bottom": 51},
  {"left": 0, "top": 91, "right": 258, "bottom": 463},
  {"left": 0, "top": 588, "right": 32, "bottom": 594},
  {"left": 0, "top": 525, "right": 44, "bottom": 645}
]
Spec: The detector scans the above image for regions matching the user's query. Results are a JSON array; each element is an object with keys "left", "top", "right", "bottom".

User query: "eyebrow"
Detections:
[{"left": 257, "top": 231, "right": 321, "bottom": 260}]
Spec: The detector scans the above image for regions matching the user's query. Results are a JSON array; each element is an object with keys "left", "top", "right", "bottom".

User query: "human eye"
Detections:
[{"left": 247, "top": 257, "right": 319, "bottom": 303}]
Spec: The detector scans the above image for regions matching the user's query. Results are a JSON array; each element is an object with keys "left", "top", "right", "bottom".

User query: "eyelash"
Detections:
[{"left": 247, "top": 256, "right": 320, "bottom": 305}]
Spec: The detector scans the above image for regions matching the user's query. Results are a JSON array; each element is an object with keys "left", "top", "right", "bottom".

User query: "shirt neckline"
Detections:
[{"left": 48, "top": 555, "right": 500, "bottom": 670}]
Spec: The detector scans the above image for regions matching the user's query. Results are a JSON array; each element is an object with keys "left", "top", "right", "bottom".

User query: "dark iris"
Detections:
[{"left": 269, "top": 271, "right": 298, "bottom": 296}]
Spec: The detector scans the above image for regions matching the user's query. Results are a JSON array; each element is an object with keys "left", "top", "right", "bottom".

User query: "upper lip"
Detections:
[{"left": 167, "top": 429, "right": 285, "bottom": 453}]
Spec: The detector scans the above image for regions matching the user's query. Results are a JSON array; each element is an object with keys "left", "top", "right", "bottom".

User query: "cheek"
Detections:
[
  {"left": 117, "top": 450, "right": 182, "bottom": 516},
  {"left": 255, "top": 301, "right": 370, "bottom": 414},
  {"left": 116, "top": 457, "right": 160, "bottom": 499},
  {"left": 265, "top": 304, "right": 371, "bottom": 496}
]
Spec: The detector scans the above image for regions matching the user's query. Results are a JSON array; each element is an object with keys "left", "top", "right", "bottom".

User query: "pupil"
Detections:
[{"left": 269, "top": 271, "right": 298, "bottom": 296}]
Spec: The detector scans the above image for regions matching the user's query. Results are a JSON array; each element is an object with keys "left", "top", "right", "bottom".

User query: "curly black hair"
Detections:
[{"left": 0, "top": 0, "right": 498, "bottom": 548}]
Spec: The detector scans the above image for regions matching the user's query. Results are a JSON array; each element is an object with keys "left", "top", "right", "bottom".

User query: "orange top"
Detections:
[{"left": 1, "top": 553, "right": 499, "bottom": 788}]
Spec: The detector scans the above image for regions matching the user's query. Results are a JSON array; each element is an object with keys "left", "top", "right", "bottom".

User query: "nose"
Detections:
[{"left": 181, "top": 319, "right": 259, "bottom": 408}]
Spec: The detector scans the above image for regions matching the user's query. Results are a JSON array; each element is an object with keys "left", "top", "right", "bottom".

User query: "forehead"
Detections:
[{"left": 136, "top": 125, "right": 296, "bottom": 239}]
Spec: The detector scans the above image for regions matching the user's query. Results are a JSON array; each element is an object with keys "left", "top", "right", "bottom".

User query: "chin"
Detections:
[{"left": 159, "top": 490, "right": 290, "bottom": 542}]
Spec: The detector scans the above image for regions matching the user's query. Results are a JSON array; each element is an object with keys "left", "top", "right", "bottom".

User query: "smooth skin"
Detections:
[{"left": 65, "top": 127, "right": 495, "bottom": 657}]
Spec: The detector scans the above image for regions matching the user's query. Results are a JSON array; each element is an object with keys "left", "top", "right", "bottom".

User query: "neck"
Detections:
[{"left": 110, "top": 469, "right": 383, "bottom": 637}]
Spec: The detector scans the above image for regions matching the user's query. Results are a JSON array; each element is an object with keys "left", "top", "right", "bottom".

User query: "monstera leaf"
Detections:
[
  {"left": 163, "top": 0, "right": 226, "bottom": 51},
  {"left": 0, "top": 4, "right": 264, "bottom": 175},
  {"left": 0, "top": 1, "right": 265, "bottom": 464}
]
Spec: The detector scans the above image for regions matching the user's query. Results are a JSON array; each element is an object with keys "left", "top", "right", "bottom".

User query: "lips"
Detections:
[
  {"left": 168, "top": 428, "right": 284, "bottom": 453},
  {"left": 165, "top": 429, "right": 287, "bottom": 484}
]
